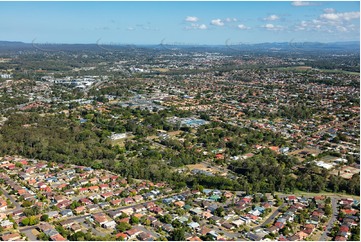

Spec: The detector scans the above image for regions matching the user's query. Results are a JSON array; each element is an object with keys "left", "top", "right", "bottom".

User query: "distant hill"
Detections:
[{"left": 0, "top": 40, "right": 359, "bottom": 53}]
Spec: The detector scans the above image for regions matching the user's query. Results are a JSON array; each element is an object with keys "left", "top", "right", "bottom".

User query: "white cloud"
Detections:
[
  {"left": 198, "top": 24, "right": 207, "bottom": 30},
  {"left": 323, "top": 8, "right": 335, "bottom": 13},
  {"left": 127, "top": 27, "right": 135, "bottom": 31},
  {"left": 262, "top": 23, "right": 284, "bottom": 31},
  {"left": 320, "top": 13, "right": 340, "bottom": 21},
  {"left": 292, "top": 1, "right": 313, "bottom": 7},
  {"left": 237, "top": 24, "right": 251, "bottom": 30},
  {"left": 225, "top": 17, "right": 238, "bottom": 22},
  {"left": 312, "top": 19, "right": 321, "bottom": 24},
  {"left": 320, "top": 11, "right": 360, "bottom": 21},
  {"left": 185, "top": 23, "right": 207, "bottom": 30},
  {"left": 295, "top": 10, "right": 360, "bottom": 33},
  {"left": 300, "top": 21, "right": 308, "bottom": 27},
  {"left": 210, "top": 19, "right": 224, "bottom": 26},
  {"left": 296, "top": 20, "right": 308, "bottom": 30},
  {"left": 347, "top": 24, "right": 358, "bottom": 31},
  {"left": 336, "top": 26, "right": 348, "bottom": 32},
  {"left": 185, "top": 16, "right": 199, "bottom": 22},
  {"left": 264, "top": 23, "right": 274, "bottom": 28},
  {"left": 264, "top": 14, "right": 280, "bottom": 21},
  {"left": 340, "top": 11, "right": 359, "bottom": 21}
]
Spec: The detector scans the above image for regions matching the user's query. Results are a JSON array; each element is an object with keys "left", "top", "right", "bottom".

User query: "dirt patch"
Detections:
[
  {"left": 295, "top": 66, "right": 313, "bottom": 71},
  {"left": 186, "top": 163, "right": 228, "bottom": 176},
  {"left": 186, "top": 163, "right": 208, "bottom": 170},
  {"left": 111, "top": 140, "right": 125, "bottom": 147},
  {"left": 152, "top": 68, "right": 169, "bottom": 72},
  {"left": 330, "top": 166, "right": 360, "bottom": 180},
  {"left": 290, "top": 148, "right": 321, "bottom": 161},
  {"left": 168, "top": 131, "right": 183, "bottom": 136},
  {"left": 146, "top": 135, "right": 158, "bottom": 140}
]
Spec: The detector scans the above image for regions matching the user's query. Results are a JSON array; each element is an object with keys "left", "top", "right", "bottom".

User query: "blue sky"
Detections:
[{"left": 0, "top": 1, "right": 359, "bottom": 45}]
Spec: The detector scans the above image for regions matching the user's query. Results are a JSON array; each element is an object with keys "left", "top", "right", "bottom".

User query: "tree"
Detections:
[
  {"left": 192, "top": 215, "right": 200, "bottom": 223},
  {"left": 350, "top": 226, "right": 360, "bottom": 241},
  {"left": 116, "top": 222, "right": 131, "bottom": 232},
  {"left": 160, "top": 214, "right": 172, "bottom": 224},
  {"left": 170, "top": 228, "right": 185, "bottom": 241},
  {"left": 119, "top": 212, "right": 128, "bottom": 219},
  {"left": 22, "top": 200, "right": 32, "bottom": 208},
  {"left": 324, "top": 204, "right": 332, "bottom": 216},
  {"left": 175, "top": 208, "right": 185, "bottom": 216},
  {"left": 70, "top": 201, "right": 81, "bottom": 210},
  {"left": 338, "top": 211, "right": 346, "bottom": 219},
  {"left": 172, "top": 219, "right": 182, "bottom": 228},
  {"left": 274, "top": 195, "right": 282, "bottom": 206},
  {"left": 261, "top": 195, "right": 268, "bottom": 203},
  {"left": 21, "top": 217, "right": 30, "bottom": 226},
  {"left": 253, "top": 195, "right": 261, "bottom": 203},
  {"left": 350, "top": 233, "right": 360, "bottom": 242},
  {"left": 55, "top": 225, "right": 70, "bottom": 238},
  {"left": 130, "top": 216, "right": 140, "bottom": 225},
  {"left": 140, "top": 216, "right": 151, "bottom": 226},
  {"left": 214, "top": 207, "right": 225, "bottom": 217},
  {"left": 200, "top": 234, "right": 215, "bottom": 241},
  {"left": 28, "top": 216, "right": 39, "bottom": 226},
  {"left": 41, "top": 214, "right": 49, "bottom": 222},
  {"left": 219, "top": 195, "right": 227, "bottom": 203},
  {"left": 37, "top": 232, "right": 50, "bottom": 241},
  {"left": 24, "top": 206, "right": 40, "bottom": 216},
  {"left": 329, "top": 224, "right": 340, "bottom": 238},
  {"left": 69, "top": 231, "right": 86, "bottom": 241}
]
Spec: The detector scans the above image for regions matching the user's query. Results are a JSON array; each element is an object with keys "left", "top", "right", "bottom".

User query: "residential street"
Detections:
[
  {"left": 18, "top": 191, "right": 189, "bottom": 235},
  {"left": 253, "top": 203, "right": 287, "bottom": 230},
  {"left": 320, "top": 197, "right": 338, "bottom": 241},
  {"left": 0, "top": 187, "right": 21, "bottom": 211}
]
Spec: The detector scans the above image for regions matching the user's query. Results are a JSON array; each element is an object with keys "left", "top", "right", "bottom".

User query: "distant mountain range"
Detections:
[{"left": 0, "top": 40, "right": 359, "bottom": 53}]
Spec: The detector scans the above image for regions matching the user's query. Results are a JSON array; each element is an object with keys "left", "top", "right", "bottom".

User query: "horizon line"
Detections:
[{"left": 1, "top": 39, "right": 360, "bottom": 46}]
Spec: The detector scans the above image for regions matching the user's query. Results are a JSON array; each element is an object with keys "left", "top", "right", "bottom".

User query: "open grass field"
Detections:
[
  {"left": 272, "top": 66, "right": 359, "bottom": 75},
  {"left": 151, "top": 68, "right": 169, "bottom": 72},
  {"left": 276, "top": 190, "right": 360, "bottom": 201}
]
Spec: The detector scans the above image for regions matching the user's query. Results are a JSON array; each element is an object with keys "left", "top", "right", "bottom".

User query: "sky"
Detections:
[{"left": 0, "top": 1, "right": 359, "bottom": 45}]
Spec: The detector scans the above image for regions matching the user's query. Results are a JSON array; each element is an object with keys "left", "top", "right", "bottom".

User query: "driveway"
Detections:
[
  {"left": 81, "top": 219, "right": 104, "bottom": 237},
  {"left": 19, "top": 227, "right": 38, "bottom": 241},
  {"left": 134, "top": 225, "right": 158, "bottom": 238},
  {"left": 211, "top": 226, "right": 242, "bottom": 240}
]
